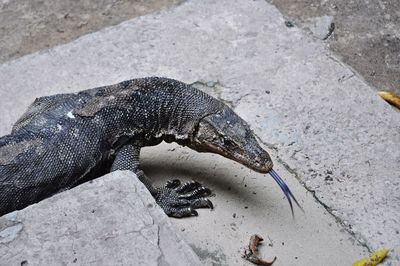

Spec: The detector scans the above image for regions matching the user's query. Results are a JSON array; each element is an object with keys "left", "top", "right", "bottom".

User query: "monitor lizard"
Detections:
[{"left": 0, "top": 77, "right": 301, "bottom": 218}]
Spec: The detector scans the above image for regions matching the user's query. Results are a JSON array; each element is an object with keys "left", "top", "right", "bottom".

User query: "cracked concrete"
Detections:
[
  {"left": 0, "top": 171, "right": 202, "bottom": 266},
  {"left": 0, "top": 0, "right": 399, "bottom": 264}
]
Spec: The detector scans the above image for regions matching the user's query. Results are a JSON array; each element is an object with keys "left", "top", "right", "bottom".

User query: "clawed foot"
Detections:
[{"left": 155, "top": 179, "right": 213, "bottom": 218}]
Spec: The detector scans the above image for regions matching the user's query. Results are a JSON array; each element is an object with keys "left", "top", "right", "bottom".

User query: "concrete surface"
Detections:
[
  {"left": 268, "top": 0, "right": 400, "bottom": 95},
  {"left": 0, "top": 0, "right": 398, "bottom": 264},
  {"left": 141, "top": 143, "right": 368, "bottom": 265},
  {"left": 0, "top": 171, "right": 202, "bottom": 266},
  {"left": 0, "top": 0, "right": 183, "bottom": 64},
  {"left": 1, "top": 0, "right": 399, "bottom": 96}
]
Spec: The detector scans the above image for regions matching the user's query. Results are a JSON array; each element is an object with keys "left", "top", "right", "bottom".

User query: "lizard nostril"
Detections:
[{"left": 253, "top": 159, "right": 265, "bottom": 169}]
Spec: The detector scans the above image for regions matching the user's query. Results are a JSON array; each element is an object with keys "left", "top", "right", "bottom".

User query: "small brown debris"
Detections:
[
  {"left": 249, "top": 235, "right": 263, "bottom": 254},
  {"left": 242, "top": 234, "right": 277, "bottom": 266}
]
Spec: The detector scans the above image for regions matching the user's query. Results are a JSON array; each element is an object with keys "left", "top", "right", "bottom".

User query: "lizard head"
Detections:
[
  {"left": 188, "top": 107, "right": 303, "bottom": 215},
  {"left": 189, "top": 107, "right": 273, "bottom": 173}
]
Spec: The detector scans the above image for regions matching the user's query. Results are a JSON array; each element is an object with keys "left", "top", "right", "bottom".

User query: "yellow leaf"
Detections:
[
  {"left": 352, "top": 249, "right": 389, "bottom": 266},
  {"left": 352, "top": 258, "right": 368, "bottom": 266},
  {"left": 377, "top": 91, "right": 400, "bottom": 109}
]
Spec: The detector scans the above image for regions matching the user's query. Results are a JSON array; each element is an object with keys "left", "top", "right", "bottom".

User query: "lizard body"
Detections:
[{"left": 0, "top": 77, "right": 299, "bottom": 217}]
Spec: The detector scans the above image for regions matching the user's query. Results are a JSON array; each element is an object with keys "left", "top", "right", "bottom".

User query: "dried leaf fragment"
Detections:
[
  {"left": 249, "top": 234, "right": 263, "bottom": 254},
  {"left": 242, "top": 234, "right": 277, "bottom": 266},
  {"left": 377, "top": 91, "right": 400, "bottom": 109},
  {"left": 352, "top": 248, "right": 389, "bottom": 266}
]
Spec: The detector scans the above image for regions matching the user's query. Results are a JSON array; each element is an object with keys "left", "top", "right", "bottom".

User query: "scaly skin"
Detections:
[{"left": 0, "top": 77, "right": 300, "bottom": 218}]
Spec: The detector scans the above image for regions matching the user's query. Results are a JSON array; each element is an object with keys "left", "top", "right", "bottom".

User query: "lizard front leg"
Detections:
[{"left": 110, "top": 144, "right": 213, "bottom": 218}]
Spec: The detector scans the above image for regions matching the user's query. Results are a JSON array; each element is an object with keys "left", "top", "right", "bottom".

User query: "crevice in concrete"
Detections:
[
  {"left": 157, "top": 225, "right": 161, "bottom": 247},
  {"left": 156, "top": 225, "right": 164, "bottom": 266},
  {"left": 189, "top": 80, "right": 236, "bottom": 108},
  {"left": 191, "top": 79, "right": 253, "bottom": 109},
  {"left": 231, "top": 92, "right": 251, "bottom": 109}
]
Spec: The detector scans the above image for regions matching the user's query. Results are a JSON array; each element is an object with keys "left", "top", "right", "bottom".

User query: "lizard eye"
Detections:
[{"left": 222, "top": 137, "right": 233, "bottom": 146}]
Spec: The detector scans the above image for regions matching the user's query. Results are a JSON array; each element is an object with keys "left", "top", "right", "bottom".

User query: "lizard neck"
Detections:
[
  {"left": 115, "top": 77, "right": 225, "bottom": 142},
  {"left": 83, "top": 77, "right": 224, "bottom": 147}
]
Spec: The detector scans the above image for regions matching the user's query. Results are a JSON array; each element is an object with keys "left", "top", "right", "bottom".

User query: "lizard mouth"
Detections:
[
  {"left": 202, "top": 144, "right": 303, "bottom": 215},
  {"left": 199, "top": 142, "right": 273, "bottom": 173}
]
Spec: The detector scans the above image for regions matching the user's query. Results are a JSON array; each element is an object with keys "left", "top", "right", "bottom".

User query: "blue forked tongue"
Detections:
[{"left": 269, "top": 169, "right": 304, "bottom": 217}]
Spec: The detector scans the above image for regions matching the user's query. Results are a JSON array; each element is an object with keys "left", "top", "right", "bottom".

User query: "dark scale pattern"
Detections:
[
  {"left": 155, "top": 179, "right": 213, "bottom": 218},
  {"left": 0, "top": 77, "right": 223, "bottom": 217},
  {"left": 110, "top": 145, "right": 140, "bottom": 172},
  {"left": 0, "top": 77, "right": 288, "bottom": 218}
]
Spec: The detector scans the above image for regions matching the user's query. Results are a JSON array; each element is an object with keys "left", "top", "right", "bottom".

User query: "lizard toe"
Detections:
[
  {"left": 167, "top": 207, "right": 198, "bottom": 218},
  {"left": 170, "top": 198, "right": 191, "bottom": 208},
  {"left": 190, "top": 198, "right": 214, "bottom": 209},
  {"left": 175, "top": 180, "right": 202, "bottom": 194},
  {"left": 178, "top": 186, "right": 211, "bottom": 199}
]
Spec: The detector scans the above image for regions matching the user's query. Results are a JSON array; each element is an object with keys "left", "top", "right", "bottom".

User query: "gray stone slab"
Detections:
[
  {"left": 0, "top": 0, "right": 398, "bottom": 263},
  {"left": 0, "top": 171, "right": 202, "bottom": 266}
]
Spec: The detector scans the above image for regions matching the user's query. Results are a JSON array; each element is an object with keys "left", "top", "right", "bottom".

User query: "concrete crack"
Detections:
[
  {"left": 190, "top": 80, "right": 235, "bottom": 108},
  {"left": 231, "top": 92, "right": 251, "bottom": 109},
  {"left": 191, "top": 79, "right": 252, "bottom": 109},
  {"left": 157, "top": 225, "right": 160, "bottom": 247},
  {"left": 156, "top": 225, "right": 166, "bottom": 266}
]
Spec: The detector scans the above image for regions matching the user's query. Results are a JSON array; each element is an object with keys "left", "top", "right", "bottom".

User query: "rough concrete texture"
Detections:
[
  {"left": 0, "top": 0, "right": 183, "bottom": 64},
  {"left": 2, "top": 0, "right": 399, "bottom": 96},
  {"left": 268, "top": 0, "right": 400, "bottom": 95},
  {"left": 0, "top": 0, "right": 398, "bottom": 264},
  {"left": 0, "top": 171, "right": 202, "bottom": 266},
  {"left": 141, "top": 143, "right": 368, "bottom": 265}
]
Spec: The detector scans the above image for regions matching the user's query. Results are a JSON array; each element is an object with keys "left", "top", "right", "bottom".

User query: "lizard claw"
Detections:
[
  {"left": 155, "top": 179, "right": 213, "bottom": 218},
  {"left": 191, "top": 198, "right": 214, "bottom": 209}
]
